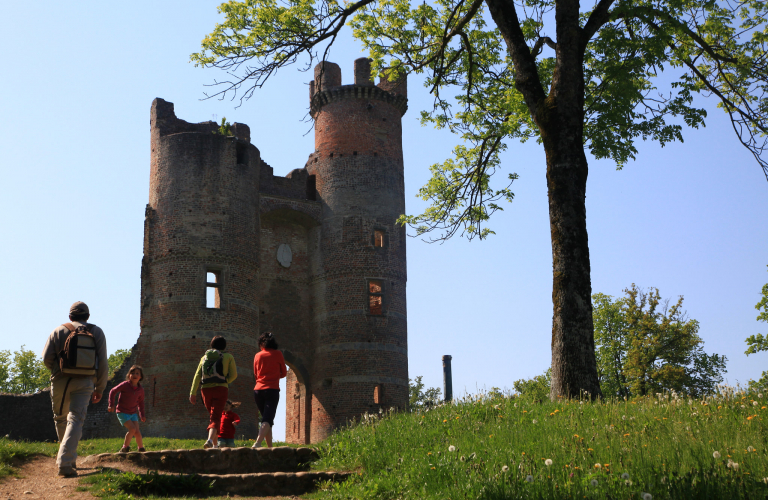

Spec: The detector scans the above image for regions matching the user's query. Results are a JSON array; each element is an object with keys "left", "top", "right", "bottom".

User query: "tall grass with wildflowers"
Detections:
[{"left": 310, "top": 387, "right": 768, "bottom": 499}]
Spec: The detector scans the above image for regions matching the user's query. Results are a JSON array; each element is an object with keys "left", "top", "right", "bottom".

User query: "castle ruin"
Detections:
[{"left": 130, "top": 58, "right": 409, "bottom": 443}]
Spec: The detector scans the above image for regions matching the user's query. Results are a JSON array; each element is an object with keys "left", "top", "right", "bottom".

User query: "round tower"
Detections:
[
  {"left": 306, "top": 59, "right": 409, "bottom": 440},
  {"left": 137, "top": 99, "right": 261, "bottom": 438}
]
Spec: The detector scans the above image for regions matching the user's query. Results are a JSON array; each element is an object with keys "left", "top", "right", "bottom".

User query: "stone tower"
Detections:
[
  {"left": 293, "top": 58, "right": 409, "bottom": 442},
  {"left": 136, "top": 99, "right": 262, "bottom": 438},
  {"left": 135, "top": 59, "right": 408, "bottom": 443}
]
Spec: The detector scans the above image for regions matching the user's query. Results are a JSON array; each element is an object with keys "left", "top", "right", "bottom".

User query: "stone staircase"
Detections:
[{"left": 81, "top": 446, "right": 352, "bottom": 496}]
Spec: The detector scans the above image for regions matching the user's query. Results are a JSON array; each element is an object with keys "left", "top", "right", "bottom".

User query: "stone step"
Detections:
[
  {"left": 202, "top": 470, "right": 352, "bottom": 496},
  {"left": 81, "top": 446, "right": 320, "bottom": 474}
]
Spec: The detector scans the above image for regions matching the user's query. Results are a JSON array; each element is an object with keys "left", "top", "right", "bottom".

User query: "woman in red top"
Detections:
[{"left": 252, "top": 332, "right": 287, "bottom": 448}]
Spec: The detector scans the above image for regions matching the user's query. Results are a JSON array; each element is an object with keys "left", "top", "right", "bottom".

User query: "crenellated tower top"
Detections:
[{"left": 309, "top": 58, "right": 407, "bottom": 118}]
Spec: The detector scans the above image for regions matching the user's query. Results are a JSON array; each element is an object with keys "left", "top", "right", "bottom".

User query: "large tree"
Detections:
[
  {"left": 192, "top": 0, "right": 768, "bottom": 398},
  {"left": 594, "top": 286, "right": 727, "bottom": 398}
]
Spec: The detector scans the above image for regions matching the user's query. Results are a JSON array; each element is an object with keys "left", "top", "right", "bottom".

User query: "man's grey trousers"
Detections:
[{"left": 50, "top": 377, "right": 94, "bottom": 470}]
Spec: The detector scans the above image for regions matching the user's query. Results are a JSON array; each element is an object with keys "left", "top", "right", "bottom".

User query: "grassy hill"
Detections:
[
  {"left": 2, "top": 390, "right": 766, "bottom": 499},
  {"left": 308, "top": 390, "right": 768, "bottom": 499}
]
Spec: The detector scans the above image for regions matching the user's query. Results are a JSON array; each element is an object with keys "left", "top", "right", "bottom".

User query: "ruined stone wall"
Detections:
[
  {"left": 0, "top": 344, "right": 137, "bottom": 442},
  {"left": 0, "top": 390, "right": 57, "bottom": 441}
]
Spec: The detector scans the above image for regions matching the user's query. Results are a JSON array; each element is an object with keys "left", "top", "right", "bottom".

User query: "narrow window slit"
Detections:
[
  {"left": 236, "top": 142, "right": 247, "bottom": 164},
  {"left": 206, "top": 271, "right": 221, "bottom": 308},
  {"left": 368, "top": 279, "right": 383, "bottom": 315}
]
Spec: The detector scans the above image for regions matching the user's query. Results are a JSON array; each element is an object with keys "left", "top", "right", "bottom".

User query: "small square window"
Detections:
[
  {"left": 374, "top": 230, "right": 384, "bottom": 248},
  {"left": 368, "top": 279, "right": 383, "bottom": 315},
  {"left": 206, "top": 271, "right": 221, "bottom": 308}
]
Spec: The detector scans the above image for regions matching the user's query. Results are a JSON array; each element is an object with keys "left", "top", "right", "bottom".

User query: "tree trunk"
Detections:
[
  {"left": 543, "top": 142, "right": 602, "bottom": 399},
  {"left": 485, "top": 0, "right": 602, "bottom": 399}
]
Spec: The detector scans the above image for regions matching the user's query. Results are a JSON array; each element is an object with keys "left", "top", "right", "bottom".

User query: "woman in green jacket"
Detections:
[{"left": 189, "top": 336, "right": 237, "bottom": 449}]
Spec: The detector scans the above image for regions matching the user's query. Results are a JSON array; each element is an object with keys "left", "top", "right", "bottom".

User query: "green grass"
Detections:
[{"left": 308, "top": 391, "right": 768, "bottom": 499}]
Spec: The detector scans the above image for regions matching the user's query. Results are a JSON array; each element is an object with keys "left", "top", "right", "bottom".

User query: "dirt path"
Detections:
[
  {"left": 0, "top": 456, "right": 309, "bottom": 499},
  {"left": 0, "top": 457, "right": 95, "bottom": 500}
]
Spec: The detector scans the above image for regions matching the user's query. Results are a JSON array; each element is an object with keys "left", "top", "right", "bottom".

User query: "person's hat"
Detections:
[{"left": 69, "top": 301, "right": 89, "bottom": 316}]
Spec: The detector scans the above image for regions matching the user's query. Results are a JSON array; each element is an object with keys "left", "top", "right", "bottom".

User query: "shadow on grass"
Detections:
[{"left": 79, "top": 468, "right": 216, "bottom": 499}]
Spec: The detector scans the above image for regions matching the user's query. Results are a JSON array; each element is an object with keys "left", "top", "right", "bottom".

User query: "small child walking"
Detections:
[
  {"left": 108, "top": 365, "right": 146, "bottom": 453},
  {"left": 218, "top": 400, "right": 241, "bottom": 448}
]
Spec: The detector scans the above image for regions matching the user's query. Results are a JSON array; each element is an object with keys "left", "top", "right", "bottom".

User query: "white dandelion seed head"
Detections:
[
  {"left": 753, "top": 401, "right": 759, "bottom": 406},
  {"left": 532, "top": 419, "right": 538, "bottom": 424},
  {"left": 741, "top": 405, "right": 746, "bottom": 408},
  {"left": 748, "top": 446, "right": 756, "bottom": 452},
  {"left": 545, "top": 459, "right": 553, "bottom": 466},
  {"left": 621, "top": 472, "right": 630, "bottom": 480},
  {"left": 622, "top": 415, "right": 627, "bottom": 420},
  {"left": 514, "top": 403, "right": 518, "bottom": 407},
  {"left": 448, "top": 445, "right": 456, "bottom": 452},
  {"left": 759, "top": 393, "right": 763, "bottom": 398},
  {"left": 590, "top": 479, "right": 598, "bottom": 486},
  {"left": 713, "top": 451, "right": 721, "bottom": 459},
  {"left": 643, "top": 493, "right": 653, "bottom": 500},
  {"left": 502, "top": 465, "right": 509, "bottom": 472},
  {"left": 460, "top": 456, "right": 466, "bottom": 462},
  {"left": 762, "top": 477, "right": 768, "bottom": 484},
  {"left": 595, "top": 463, "right": 602, "bottom": 469},
  {"left": 732, "top": 463, "right": 740, "bottom": 471},
  {"left": 625, "top": 480, "right": 633, "bottom": 486},
  {"left": 525, "top": 475, "right": 534, "bottom": 483}
]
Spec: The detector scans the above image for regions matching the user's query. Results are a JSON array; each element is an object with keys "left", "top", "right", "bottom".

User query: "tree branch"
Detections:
[
  {"left": 615, "top": 6, "right": 739, "bottom": 64},
  {"left": 531, "top": 36, "right": 557, "bottom": 57},
  {"left": 581, "top": 0, "right": 617, "bottom": 50},
  {"left": 484, "top": 0, "right": 546, "bottom": 114}
]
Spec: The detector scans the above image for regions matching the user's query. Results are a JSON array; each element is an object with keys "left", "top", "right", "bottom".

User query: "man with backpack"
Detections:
[
  {"left": 42, "top": 301, "right": 108, "bottom": 477},
  {"left": 189, "top": 336, "right": 237, "bottom": 449}
]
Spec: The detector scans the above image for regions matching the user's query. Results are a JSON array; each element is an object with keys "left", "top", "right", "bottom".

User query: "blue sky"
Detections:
[{"left": 1, "top": 0, "right": 766, "bottom": 441}]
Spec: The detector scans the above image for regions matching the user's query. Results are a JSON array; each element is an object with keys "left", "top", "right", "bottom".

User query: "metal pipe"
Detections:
[{"left": 442, "top": 355, "right": 453, "bottom": 402}]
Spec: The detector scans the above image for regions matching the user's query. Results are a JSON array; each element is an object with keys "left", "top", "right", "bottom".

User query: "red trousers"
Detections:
[{"left": 201, "top": 386, "right": 229, "bottom": 432}]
